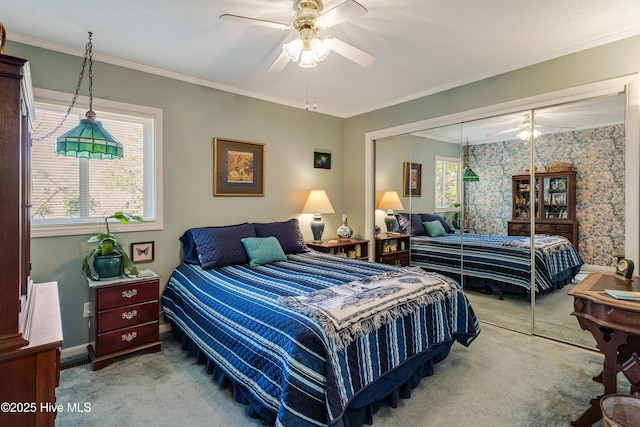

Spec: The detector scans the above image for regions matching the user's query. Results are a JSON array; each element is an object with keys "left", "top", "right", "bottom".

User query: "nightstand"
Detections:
[
  {"left": 375, "top": 233, "right": 410, "bottom": 266},
  {"left": 306, "top": 238, "right": 369, "bottom": 260},
  {"left": 87, "top": 269, "right": 162, "bottom": 370}
]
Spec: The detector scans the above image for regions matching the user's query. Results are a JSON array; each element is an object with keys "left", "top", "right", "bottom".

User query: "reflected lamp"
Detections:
[{"left": 377, "top": 191, "right": 404, "bottom": 233}]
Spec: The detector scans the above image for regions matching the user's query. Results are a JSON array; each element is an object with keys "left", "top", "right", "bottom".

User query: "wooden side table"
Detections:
[
  {"left": 305, "top": 238, "right": 369, "bottom": 260},
  {"left": 375, "top": 233, "right": 410, "bottom": 266},
  {"left": 568, "top": 273, "right": 640, "bottom": 426},
  {"left": 87, "top": 270, "right": 162, "bottom": 370}
]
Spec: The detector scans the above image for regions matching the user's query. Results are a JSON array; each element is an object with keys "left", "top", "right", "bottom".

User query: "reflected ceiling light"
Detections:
[
  {"left": 462, "top": 138, "right": 480, "bottom": 182},
  {"left": 516, "top": 127, "right": 541, "bottom": 141},
  {"left": 55, "top": 32, "right": 123, "bottom": 159}
]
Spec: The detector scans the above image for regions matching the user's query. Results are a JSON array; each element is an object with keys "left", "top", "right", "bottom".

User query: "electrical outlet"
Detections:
[{"left": 83, "top": 302, "right": 92, "bottom": 318}]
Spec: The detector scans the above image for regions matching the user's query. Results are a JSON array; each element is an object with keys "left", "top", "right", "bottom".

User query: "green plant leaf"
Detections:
[{"left": 83, "top": 211, "right": 146, "bottom": 280}]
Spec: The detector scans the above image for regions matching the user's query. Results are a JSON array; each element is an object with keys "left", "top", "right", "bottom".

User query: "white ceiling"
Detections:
[
  {"left": 413, "top": 93, "right": 626, "bottom": 144},
  {"left": 3, "top": 0, "right": 640, "bottom": 118}
]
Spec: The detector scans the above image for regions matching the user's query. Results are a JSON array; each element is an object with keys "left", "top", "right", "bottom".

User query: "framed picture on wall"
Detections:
[
  {"left": 214, "top": 138, "right": 265, "bottom": 196},
  {"left": 314, "top": 151, "right": 331, "bottom": 169},
  {"left": 131, "top": 241, "right": 154, "bottom": 263},
  {"left": 403, "top": 162, "right": 422, "bottom": 196}
]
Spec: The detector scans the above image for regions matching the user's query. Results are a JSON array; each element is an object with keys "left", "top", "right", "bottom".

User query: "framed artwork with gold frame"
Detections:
[
  {"left": 403, "top": 162, "right": 422, "bottom": 197},
  {"left": 214, "top": 138, "right": 265, "bottom": 196}
]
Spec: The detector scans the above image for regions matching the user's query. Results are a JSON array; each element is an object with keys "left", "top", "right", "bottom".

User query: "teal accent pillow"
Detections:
[
  {"left": 422, "top": 220, "right": 447, "bottom": 237},
  {"left": 241, "top": 236, "right": 287, "bottom": 267}
]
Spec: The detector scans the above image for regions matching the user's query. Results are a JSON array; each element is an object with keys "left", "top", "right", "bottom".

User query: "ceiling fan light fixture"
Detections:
[
  {"left": 284, "top": 35, "right": 330, "bottom": 68},
  {"left": 299, "top": 48, "right": 317, "bottom": 68},
  {"left": 310, "top": 37, "right": 330, "bottom": 61},
  {"left": 283, "top": 38, "right": 304, "bottom": 62},
  {"left": 516, "top": 127, "right": 541, "bottom": 141}
]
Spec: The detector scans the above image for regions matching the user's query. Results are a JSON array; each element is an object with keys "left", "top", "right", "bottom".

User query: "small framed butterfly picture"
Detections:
[{"left": 131, "top": 241, "right": 154, "bottom": 263}]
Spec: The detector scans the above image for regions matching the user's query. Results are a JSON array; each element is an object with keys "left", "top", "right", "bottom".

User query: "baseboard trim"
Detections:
[{"left": 60, "top": 322, "right": 172, "bottom": 361}]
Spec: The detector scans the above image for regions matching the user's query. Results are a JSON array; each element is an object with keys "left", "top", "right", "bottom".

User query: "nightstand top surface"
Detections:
[
  {"left": 306, "top": 238, "right": 368, "bottom": 248},
  {"left": 376, "top": 233, "right": 410, "bottom": 240},
  {"left": 87, "top": 268, "right": 159, "bottom": 288}
]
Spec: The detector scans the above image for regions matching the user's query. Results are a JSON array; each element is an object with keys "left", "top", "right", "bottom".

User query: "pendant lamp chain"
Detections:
[{"left": 33, "top": 33, "right": 92, "bottom": 142}]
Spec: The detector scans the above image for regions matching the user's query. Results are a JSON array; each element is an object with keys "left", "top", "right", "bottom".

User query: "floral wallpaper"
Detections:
[{"left": 467, "top": 124, "right": 625, "bottom": 267}]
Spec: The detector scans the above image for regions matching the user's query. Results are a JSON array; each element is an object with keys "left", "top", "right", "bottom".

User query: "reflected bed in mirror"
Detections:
[{"left": 373, "top": 87, "right": 631, "bottom": 349}]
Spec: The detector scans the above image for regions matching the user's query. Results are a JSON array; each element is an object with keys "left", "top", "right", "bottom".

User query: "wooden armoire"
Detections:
[{"left": 0, "top": 53, "right": 63, "bottom": 426}]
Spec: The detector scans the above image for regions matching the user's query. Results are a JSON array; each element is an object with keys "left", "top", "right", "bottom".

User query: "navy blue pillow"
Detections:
[
  {"left": 420, "top": 213, "right": 454, "bottom": 234},
  {"left": 191, "top": 223, "right": 257, "bottom": 268},
  {"left": 254, "top": 218, "right": 309, "bottom": 254},
  {"left": 179, "top": 229, "right": 200, "bottom": 264},
  {"left": 395, "top": 213, "right": 425, "bottom": 236}
]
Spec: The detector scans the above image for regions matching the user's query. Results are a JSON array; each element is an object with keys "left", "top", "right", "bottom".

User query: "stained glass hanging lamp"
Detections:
[
  {"left": 462, "top": 138, "right": 479, "bottom": 182},
  {"left": 55, "top": 32, "right": 123, "bottom": 159}
]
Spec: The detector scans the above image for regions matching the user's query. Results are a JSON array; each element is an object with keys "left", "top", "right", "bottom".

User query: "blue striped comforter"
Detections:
[
  {"left": 410, "top": 233, "right": 583, "bottom": 294},
  {"left": 161, "top": 252, "right": 479, "bottom": 427}
]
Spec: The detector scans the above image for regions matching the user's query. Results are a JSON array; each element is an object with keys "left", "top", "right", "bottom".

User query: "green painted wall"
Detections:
[{"left": 7, "top": 41, "right": 346, "bottom": 350}]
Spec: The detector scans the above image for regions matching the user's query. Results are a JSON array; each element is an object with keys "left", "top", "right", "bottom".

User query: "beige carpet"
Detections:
[
  {"left": 464, "top": 271, "right": 598, "bottom": 349},
  {"left": 55, "top": 323, "right": 629, "bottom": 426}
]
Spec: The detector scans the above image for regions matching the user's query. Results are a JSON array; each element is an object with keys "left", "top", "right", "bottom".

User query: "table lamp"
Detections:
[
  {"left": 377, "top": 191, "right": 404, "bottom": 233},
  {"left": 302, "top": 189, "right": 335, "bottom": 242}
]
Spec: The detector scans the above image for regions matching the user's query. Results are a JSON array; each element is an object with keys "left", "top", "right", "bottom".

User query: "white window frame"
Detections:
[
  {"left": 31, "top": 88, "right": 163, "bottom": 238},
  {"left": 434, "top": 155, "right": 461, "bottom": 212}
]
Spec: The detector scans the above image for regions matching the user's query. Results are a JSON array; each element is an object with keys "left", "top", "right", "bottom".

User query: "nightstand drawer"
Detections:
[
  {"left": 97, "top": 300, "right": 159, "bottom": 333},
  {"left": 95, "top": 321, "right": 159, "bottom": 355},
  {"left": 96, "top": 279, "right": 159, "bottom": 310}
]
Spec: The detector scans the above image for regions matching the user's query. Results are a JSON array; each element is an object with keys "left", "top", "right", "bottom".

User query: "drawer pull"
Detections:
[
  {"left": 122, "top": 310, "right": 138, "bottom": 320},
  {"left": 122, "top": 332, "right": 138, "bottom": 342},
  {"left": 122, "top": 289, "right": 138, "bottom": 299}
]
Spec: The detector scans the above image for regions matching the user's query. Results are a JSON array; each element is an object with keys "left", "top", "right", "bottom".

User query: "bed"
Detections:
[
  {"left": 161, "top": 219, "right": 480, "bottom": 427},
  {"left": 395, "top": 213, "right": 582, "bottom": 296}
]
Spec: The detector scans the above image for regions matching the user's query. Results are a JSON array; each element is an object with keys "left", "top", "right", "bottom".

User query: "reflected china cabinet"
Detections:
[
  {"left": 0, "top": 53, "right": 63, "bottom": 426},
  {"left": 508, "top": 170, "right": 579, "bottom": 249}
]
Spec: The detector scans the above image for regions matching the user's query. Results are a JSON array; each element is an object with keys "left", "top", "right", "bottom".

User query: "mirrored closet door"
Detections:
[{"left": 371, "top": 79, "right": 636, "bottom": 350}]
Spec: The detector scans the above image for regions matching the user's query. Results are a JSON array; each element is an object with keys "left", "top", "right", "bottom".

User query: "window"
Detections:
[
  {"left": 435, "top": 156, "right": 460, "bottom": 210},
  {"left": 31, "top": 89, "right": 163, "bottom": 237}
]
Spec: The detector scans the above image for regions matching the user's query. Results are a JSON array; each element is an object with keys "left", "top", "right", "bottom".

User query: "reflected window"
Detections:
[{"left": 435, "top": 156, "right": 460, "bottom": 210}]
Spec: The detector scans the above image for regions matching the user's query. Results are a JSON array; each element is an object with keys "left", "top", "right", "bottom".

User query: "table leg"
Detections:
[{"left": 571, "top": 319, "right": 629, "bottom": 426}]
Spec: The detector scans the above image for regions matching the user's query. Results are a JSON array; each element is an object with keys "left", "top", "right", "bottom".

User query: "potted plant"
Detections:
[
  {"left": 82, "top": 212, "right": 145, "bottom": 280},
  {"left": 450, "top": 202, "right": 461, "bottom": 229}
]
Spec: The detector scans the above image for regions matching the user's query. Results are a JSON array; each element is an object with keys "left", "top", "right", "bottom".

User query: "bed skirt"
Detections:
[
  {"left": 168, "top": 319, "right": 455, "bottom": 427},
  {"left": 433, "top": 265, "right": 581, "bottom": 295}
]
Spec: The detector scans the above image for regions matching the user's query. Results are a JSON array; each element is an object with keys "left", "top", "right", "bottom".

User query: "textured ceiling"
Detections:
[{"left": 3, "top": 0, "right": 640, "bottom": 118}]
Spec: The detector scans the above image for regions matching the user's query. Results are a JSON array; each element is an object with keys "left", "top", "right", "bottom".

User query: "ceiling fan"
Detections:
[
  {"left": 220, "top": 0, "right": 375, "bottom": 71},
  {"left": 486, "top": 112, "right": 575, "bottom": 140}
]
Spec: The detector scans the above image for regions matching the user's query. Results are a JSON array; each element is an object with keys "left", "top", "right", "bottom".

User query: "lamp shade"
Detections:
[
  {"left": 302, "top": 190, "right": 335, "bottom": 214},
  {"left": 462, "top": 167, "right": 480, "bottom": 182},
  {"left": 377, "top": 191, "right": 404, "bottom": 211},
  {"left": 55, "top": 112, "right": 124, "bottom": 159}
]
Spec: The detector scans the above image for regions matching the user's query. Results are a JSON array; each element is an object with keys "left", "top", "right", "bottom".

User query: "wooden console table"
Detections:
[{"left": 569, "top": 273, "right": 640, "bottom": 427}]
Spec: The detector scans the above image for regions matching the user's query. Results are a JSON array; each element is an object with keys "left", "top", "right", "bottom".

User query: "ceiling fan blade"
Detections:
[
  {"left": 219, "top": 14, "right": 291, "bottom": 31},
  {"left": 316, "top": 0, "right": 367, "bottom": 28},
  {"left": 268, "top": 50, "right": 290, "bottom": 72},
  {"left": 326, "top": 37, "right": 374, "bottom": 67},
  {"left": 486, "top": 127, "right": 521, "bottom": 137}
]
